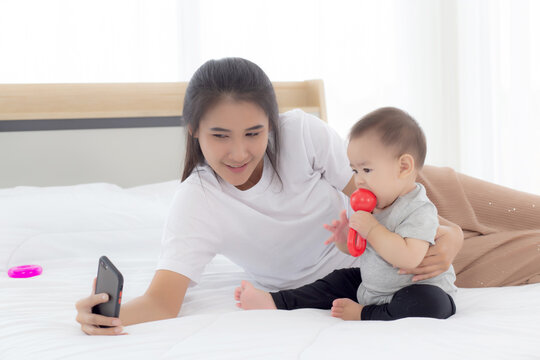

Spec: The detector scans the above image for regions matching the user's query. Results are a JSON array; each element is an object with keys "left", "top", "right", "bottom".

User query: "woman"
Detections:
[{"left": 75, "top": 57, "right": 539, "bottom": 335}]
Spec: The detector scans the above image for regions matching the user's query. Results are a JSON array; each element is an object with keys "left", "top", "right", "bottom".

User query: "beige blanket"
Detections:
[{"left": 418, "top": 166, "right": 540, "bottom": 287}]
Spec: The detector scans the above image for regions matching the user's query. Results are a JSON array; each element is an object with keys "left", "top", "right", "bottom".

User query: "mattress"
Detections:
[{"left": 1, "top": 181, "right": 539, "bottom": 359}]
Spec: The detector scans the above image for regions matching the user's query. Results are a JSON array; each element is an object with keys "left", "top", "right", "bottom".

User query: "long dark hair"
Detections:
[{"left": 181, "top": 57, "right": 281, "bottom": 182}]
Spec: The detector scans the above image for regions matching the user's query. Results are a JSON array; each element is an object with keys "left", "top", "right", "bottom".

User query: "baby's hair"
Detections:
[{"left": 349, "top": 107, "right": 427, "bottom": 169}]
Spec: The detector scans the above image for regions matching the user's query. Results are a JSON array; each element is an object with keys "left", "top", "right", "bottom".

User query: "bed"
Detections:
[
  {"left": 1, "top": 82, "right": 539, "bottom": 359},
  {"left": 1, "top": 181, "right": 539, "bottom": 359}
]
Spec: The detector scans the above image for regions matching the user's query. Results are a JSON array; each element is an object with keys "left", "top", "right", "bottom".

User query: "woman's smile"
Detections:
[{"left": 226, "top": 162, "right": 249, "bottom": 173}]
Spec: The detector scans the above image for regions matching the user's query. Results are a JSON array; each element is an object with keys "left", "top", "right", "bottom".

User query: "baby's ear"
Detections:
[{"left": 398, "top": 154, "right": 415, "bottom": 178}]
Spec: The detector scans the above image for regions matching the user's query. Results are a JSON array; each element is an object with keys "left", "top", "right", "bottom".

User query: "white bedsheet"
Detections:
[{"left": 1, "top": 182, "right": 539, "bottom": 360}]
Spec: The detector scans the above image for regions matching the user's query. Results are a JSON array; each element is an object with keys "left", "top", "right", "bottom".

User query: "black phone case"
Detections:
[{"left": 91, "top": 256, "right": 124, "bottom": 321}]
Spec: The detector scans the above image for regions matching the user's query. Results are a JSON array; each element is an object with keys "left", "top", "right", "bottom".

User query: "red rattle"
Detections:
[{"left": 347, "top": 188, "right": 377, "bottom": 257}]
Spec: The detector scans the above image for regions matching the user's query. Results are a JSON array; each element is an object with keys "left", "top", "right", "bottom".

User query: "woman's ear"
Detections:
[
  {"left": 398, "top": 154, "right": 415, "bottom": 179},
  {"left": 188, "top": 125, "right": 198, "bottom": 138}
]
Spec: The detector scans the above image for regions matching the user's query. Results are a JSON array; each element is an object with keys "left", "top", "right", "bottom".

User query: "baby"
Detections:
[{"left": 235, "top": 107, "right": 457, "bottom": 321}]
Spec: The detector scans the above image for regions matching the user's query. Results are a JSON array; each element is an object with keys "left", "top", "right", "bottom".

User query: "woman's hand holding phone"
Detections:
[{"left": 75, "top": 262, "right": 126, "bottom": 336}]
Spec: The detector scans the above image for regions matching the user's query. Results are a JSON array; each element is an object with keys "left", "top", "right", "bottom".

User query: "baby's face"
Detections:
[{"left": 347, "top": 134, "right": 405, "bottom": 210}]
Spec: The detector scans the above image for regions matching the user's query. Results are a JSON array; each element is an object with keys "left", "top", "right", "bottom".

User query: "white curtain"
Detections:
[
  {"left": 456, "top": 0, "right": 540, "bottom": 195},
  {"left": 1, "top": 0, "right": 539, "bottom": 194},
  {"left": 0, "top": 0, "right": 182, "bottom": 82}
]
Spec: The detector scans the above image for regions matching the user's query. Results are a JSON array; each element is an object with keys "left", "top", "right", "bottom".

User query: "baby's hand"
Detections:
[
  {"left": 349, "top": 211, "right": 379, "bottom": 239},
  {"left": 323, "top": 210, "right": 349, "bottom": 246}
]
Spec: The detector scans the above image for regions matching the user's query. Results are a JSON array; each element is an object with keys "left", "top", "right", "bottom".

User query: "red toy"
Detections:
[{"left": 347, "top": 188, "right": 377, "bottom": 257}]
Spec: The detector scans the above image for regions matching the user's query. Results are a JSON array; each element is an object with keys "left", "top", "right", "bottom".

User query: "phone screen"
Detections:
[{"left": 92, "top": 256, "right": 124, "bottom": 320}]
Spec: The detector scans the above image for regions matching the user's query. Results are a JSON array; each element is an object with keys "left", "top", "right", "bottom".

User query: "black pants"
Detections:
[{"left": 270, "top": 268, "right": 456, "bottom": 321}]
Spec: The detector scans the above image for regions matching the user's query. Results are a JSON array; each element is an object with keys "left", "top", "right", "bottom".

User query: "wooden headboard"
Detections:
[
  {"left": 0, "top": 81, "right": 326, "bottom": 188},
  {"left": 0, "top": 81, "right": 326, "bottom": 124}
]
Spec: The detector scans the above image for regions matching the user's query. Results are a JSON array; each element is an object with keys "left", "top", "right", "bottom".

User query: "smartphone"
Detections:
[{"left": 91, "top": 256, "right": 124, "bottom": 322}]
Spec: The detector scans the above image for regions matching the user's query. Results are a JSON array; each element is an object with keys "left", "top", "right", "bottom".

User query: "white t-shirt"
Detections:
[{"left": 157, "top": 109, "right": 357, "bottom": 290}]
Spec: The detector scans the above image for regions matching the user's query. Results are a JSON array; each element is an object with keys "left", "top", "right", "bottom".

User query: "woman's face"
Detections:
[{"left": 194, "top": 99, "right": 269, "bottom": 190}]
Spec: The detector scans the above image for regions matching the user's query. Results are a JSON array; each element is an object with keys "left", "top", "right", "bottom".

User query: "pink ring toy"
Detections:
[{"left": 8, "top": 265, "right": 43, "bottom": 278}]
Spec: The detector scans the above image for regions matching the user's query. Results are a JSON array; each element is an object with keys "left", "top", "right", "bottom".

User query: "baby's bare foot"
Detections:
[
  {"left": 331, "top": 298, "right": 363, "bottom": 320},
  {"left": 235, "top": 280, "right": 277, "bottom": 310}
]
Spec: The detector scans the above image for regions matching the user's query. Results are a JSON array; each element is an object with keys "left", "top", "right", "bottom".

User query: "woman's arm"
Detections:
[
  {"left": 120, "top": 270, "right": 190, "bottom": 325},
  {"left": 75, "top": 270, "right": 190, "bottom": 335},
  {"left": 398, "top": 216, "right": 464, "bottom": 281}
]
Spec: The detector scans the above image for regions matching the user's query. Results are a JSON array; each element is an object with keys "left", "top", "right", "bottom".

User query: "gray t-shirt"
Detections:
[{"left": 356, "top": 183, "right": 457, "bottom": 305}]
